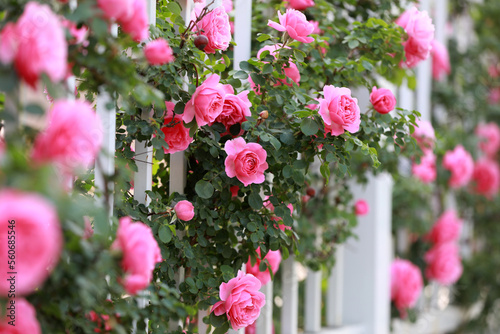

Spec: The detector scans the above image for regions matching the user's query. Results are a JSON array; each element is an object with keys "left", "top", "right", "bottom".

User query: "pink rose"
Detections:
[
  {"left": 111, "top": 217, "right": 162, "bottom": 295},
  {"left": 246, "top": 248, "right": 282, "bottom": 285},
  {"left": 3, "top": 2, "right": 68, "bottom": 88},
  {"left": 0, "top": 190, "right": 62, "bottom": 296},
  {"left": 97, "top": 0, "right": 134, "bottom": 21},
  {"left": 396, "top": 7, "right": 435, "bottom": 68},
  {"left": 475, "top": 123, "right": 500, "bottom": 157},
  {"left": 412, "top": 150, "right": 436, "bottom": 184},
  {"left": 354, "top": 199, "right": 369, "bottom": 216},
  {"left": 390, "top": 259, "right": 423, "bottom": 312},
  {"left": 174, "top": 200, "right": 195, "bottom": 221},
  {"left": 442, "top": 145, "right": 474, "bottom": 188},
  {"left": 230, "top": 185, "right": 240, "bottom": 197},
  {"left": 426, "top": 210, "right": 463, "bottom": 245},
  {"left": 472, "top": 158, "right": 500, "bottom": 199},
  {"left": 310, "top": 21, "right": 322, "bottom": 34},
  {"left": 214, "top": 89, "right": 252, "bottom": 136},
  {"left": 431, "top": 40, "right": 451, "bottom": 81},
  {"left": 489, "top": 65, "right": 500, "bottom": 78},
  {"left": 286, "top": 0, "right": 315, "bottom": 11},
  {"left": 0, "top": 299, "right": 41, "bottom": 334},
  {"left": 119, "top": 0, "right": 149, "bottom": 42},
  {"left": 268, "top": 9, "right": 315, "bottom": 43},
  {"left": 369, "top": 87, "right": 396, "bottom": 114},
  {"left": 183, "top": 74, "right": 227, "bottom": 127},
  {"left": 62, "top": 19, "right": 88, "bottom": 45},
  {"left": 319, "top": 85, "right": 361, "bottom": 136},
  {"left": 196, "top": 7, "right": 231, "bottom": 54},
  {"left": 224, "top": 137, "right": 268, "bottom": 186},
  {"left": 144, "top": 38, "right": 174, "bottom": 65},
  {"left": 212, "top": 270, "right": 266, "bottom": 330},
  {"left": 32, "top": 100, "right": 103, "bottom": 173},
  {"left": 424, "top": 243, "right": 463, "bottom": 285},
  {"left": 223, "top": 0, "right": 234, "bottom": 13},
  {"left": 412, "top": 119, "right": 435, "bottom": 152},
  {"left": 160, "top": 102, "right": 193, "bottom": 154},
  {"left": 257, "top": 44, "right": 301, "bottom": 87},
  {"left": 489, "top": 88, "right": 500, "bottom": 105}
]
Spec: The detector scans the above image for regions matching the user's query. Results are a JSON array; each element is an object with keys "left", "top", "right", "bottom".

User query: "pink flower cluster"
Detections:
[
  {"left": 161, "top": 102, "right": 193, "bottom": 154},
  {"left": 246, "top": 248, "right": 282, "bottom": 285},
  {"left": 97, "top": 0, "right": 149, "bottom": 42},
  {"left": 224, "top": 138, "right": 268, "bottom": 187},
  {"left": 268, "top": 9, "right": 315, "bottom": 43},
  {"left": 396, "top": 7, "right": 435, "bottom": 68},
  {"left": 426, "top": 210, "right": 462, "bottom": 245},
  {"left": 212, "top": 271, "right": 266, "bottom": 330},
  {"left": 390, "top": 259, "right": 423, "bottom": 315},
  {"left": 442, "top": 145, "right": 474, "bottom": 188},
  {"left": 0, "top": 2, "right": 68, "bottom": 88},
  {"left": 319, "top": 86, "right": 361, "bottom": 136}
]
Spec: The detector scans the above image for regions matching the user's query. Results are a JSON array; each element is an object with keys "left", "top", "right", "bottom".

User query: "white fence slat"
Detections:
[
  {"left": 343, "top": 173, "right": 392, "bottom": 334},
  {"left": 256, "top": 282, "right": 273, "bottom": 334},
  {"left": 281, "top": 255, "right": 298, "bottom": 334},
  {"left": 233, "top": 0, "right": 252, "bottom": 71},
  {"left": 305, "top": 269, "right": 322, "bottom": 332},
  {"left": 416, "top": 0, "right": 432, "bottom": 122},
  {"left": 326, "top": 245, "right": 344, "bottom": 327},
  {"left": 434, "top": 0, "right": 448, "bottom": 45}
]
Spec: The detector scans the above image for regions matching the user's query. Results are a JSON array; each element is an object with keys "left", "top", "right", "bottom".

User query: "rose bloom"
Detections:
[
  {"left": 426, "top": 210, "right": 463, "bottom": 245},
  {"left": 268, "top": 9, "right": 315, "bottom": 43},
  {"left": 224, "top": 138, "right": 268, "bottom": 186},
  {"left": 257, "top": 44, "right": 301, "bottom": 87},
  {"left": 471, "top": 158, "right": 500, "bottom": 199},
  {"left": 183, "top": 74, "right": 227, "bottom": 127},
  {"left": 390, "top": 259, "right": 423, "bottom": 312},
  {"left": 0, "top": 299, "right": 41, "bottom": 334},
  {"left": 97, "top": 0, "right": 133, "bottom": 21},
  {"left": 212, "top": 270, "right": 266, "bottom": 330},
  {"left": 431, "top": 40, "right": 451, "bottom": 81},
  {"left": 223, "top": 0, "right": 234, "bottom": 13},
  {"left": 424, "top": 243, "right": 463, "bottom": 285},
  {"left": 111, "top": 217, "right": 162, "bottom": 295},
  {"left": 174, "top": 200, "right": 195, "bottom": 221},
  {"left": 475, "top": 123, "right": 500, "bottom": 157},
  {"left": 489, "top": 87, "right": 500, "bottom": 105},
  {"left": 144, "top": 38, "right": 174, "bottom": 65},
  {"left": 62, "top": 19, "right": 88, "bottom": 45},
  {"left": 370, "top": 86, "right": 396, "bottom": 114},
  {"left": 0, "top": 2, "right": 68, "bottom": 88},
  {"left": 412, "top": 119, "right": 435, "bottom": 152},
  {"left": 246, "top": 248, "right": 282, "bottom": 285},
  {"left": 213, "top": 87, "right": 252, "bottom": 136},
  {"left": 0, "top": 190, "right": 62, "bottom": 296},
  {"left": 119, "top": 0, "right": 149, "bottom": 42},
  {"left": 32, "top": 100, "right": 103, "bottom": 173},
  {"left": 197, "top": 7, "right": 231, "bottom": 54},
  {"left": 442, "top": 145, "right": 474, "bottom": 188},
  {"left": 354, "top": 199, "right": 369, "bottom": 216},
  {"left": 160, "top": 102, "right": 193, "bottom": 154},
  {"left": 319, "top": 85, "right": 361, "bottom": 136},
  {"left": 396, "top": 7, "right": 435, "bottom": 68},
  {"left": 287, "top": 0, "right": 315, "bottom": 11},
  {"left": 412, "top": 150, "right": 436, "bottom": 184}
]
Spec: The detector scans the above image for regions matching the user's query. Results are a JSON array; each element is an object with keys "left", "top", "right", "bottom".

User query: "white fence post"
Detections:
[
  {"left": 281, "top": 256, "right": 298, "bottom": 334},
  {"left": 233, "top": 0, "right": 252, "bottom": 70},
  {"left": 326, "top": 245, "right": 344, "bottom": 327},
  {"left": 416, "top": 0, "right": 432, "bottom": 122}
]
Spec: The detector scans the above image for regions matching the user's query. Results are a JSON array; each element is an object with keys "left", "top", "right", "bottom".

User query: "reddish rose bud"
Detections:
[
  {"left": 259, "top": 110, "right": 269, "bottom": 119},
  {"left": 194, "top": 35, "right": 209, "bottom": 51},
  {"left": 306, "top": 187, "right": 315, "bottom": 197}
]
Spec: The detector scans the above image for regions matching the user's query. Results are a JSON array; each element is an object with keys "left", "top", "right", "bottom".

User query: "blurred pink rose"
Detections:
[
  {"left": 224, "top": 138, "right": 268, "bottom": 186},
  {"left": 223, "top": 0, "right": 234, "bottom": 13},
  {"left": 32, "top": 100, "right": 103, "bottom": 173},
  {"left": 160, "top": 102, "right": 193, "bottom": 154},
  {"left": 310, "top": 21, "right": 322, "bottom": 34},
  {"left": 475, "top": 123, "right": 500, "bottom": 157},
  {"left": 0, "top": 190, "right": 62, "bottom": 296},
  {"left": 246, "top": 248, "right": 282, "bottom": 285},
  {"left": 431, "top": 40, "right": 451, "bottom": 81},
  {"left": 97, "top": 0, "right": 133, "bottom": 21},
  {"left": 0, "top": 299, "right": 41, "bottom": 334},
  {"left": 489, "top": 65, "right": 499, "bottom": 78},
  {"left": 144, "top": 38, "right": 174, "bottom": 65},
  {"left": 472, "top": 158, "right": 500, "bottom": 199},
  {"left": 268, "top": 9, "right": 315, "bottom": 43},
  {"left": 83, "top": 217, "right": 94, "bottom": 239},
  {"left": 257, "top": 44, "right": 301, "bottom": 87},
  {"left": 214, "top": 88, "right": 252, "bottom": 136},
  {"left": 287, "top": 0, "right": 315, "bottom": 11},
  {"left": 212, "top": 270, "right": 266, "bottom": 330},
  {"left": 174, "top": 200, "right": 195, "bottom": 221},
  {"left": 396, "top": 7, "right": 435, "bottom": 68},
  {"left": 87, "top": 311, "right": 112, "bottom": 333},
  {"left": 354, "top": 199, "right": 369, "bottom": 216},
  {"left": 412, "top": 119, "right": 435, "bottom": 152},
  {"left": 442, "top": 145, "right": 474, "bottom": 188},
  {"left": 370, "top": 87, "right": 396, "bottom": 114},
  {"left": 319, "top": 86, "right": 361, "bottom": 136},
  {"left": 488, "top": 88, "right": 500, "bottom": 105},
  {"left": 197, "top": 7, "right": 231, "bottom": 54},
  {"left": 2, "top": 2, "right": 68, "bottom": 88},
  {"left": 183, "top": 74, "right": 227, "bottom": 127},
  {"left": 426, "top": 210, "right": 463, "bottom": 245},
  {"left": 111, "top": 217, "right": 162, "bottom": 295},
  {"left": 119, "top": 0, "right": 149, "bottom": 42},
  {"left": 62, "top": 19, "right": 88, "bottom": 45},
  {"left": 424, "top": 243, "right": 463, "bottom": 285},
  {"left": 412, "top": 150, "right": 436, "bottom": 184},
  {"left": 246, "top": 322, "right": 276, "bottom": 334},
  {"left": 390, "top": 259, "right": 423, "bottom": 312}
]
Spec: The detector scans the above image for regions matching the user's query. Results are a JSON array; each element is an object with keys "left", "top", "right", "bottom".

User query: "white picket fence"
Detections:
[{"left": 90, "top": 0, "right": 459, "bottom": 333}]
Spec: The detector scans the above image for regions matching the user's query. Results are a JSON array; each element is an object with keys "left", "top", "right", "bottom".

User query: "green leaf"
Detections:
[
  {"left": 25, "top": 104, "right": 44, "bottom": 115},
  {"left": 320, "top": 163, "right": 331, "bottom": 184},
  {"left": 166, "top": 1, "right": 181, "bottom": 15},
  {"left": 213, "top": 322, "right": 229, "bottom": 334},
  {"left": 257, "top": 33, "right": 271, "bottom": 42},
  {"left": 158, "top": 225, "right": 172, "bottom": 243},
  {"left": 233, "top": 70, "right": 248, "bottom": 79},
  {"left": 195, "top": 180, "right": 214, "bottom": 199},
  {"left": 248, "top": 193, "right": 263, "bottom": 210},
  {"left": 300, "top": 118, "right": 319, "bottom": 136}
]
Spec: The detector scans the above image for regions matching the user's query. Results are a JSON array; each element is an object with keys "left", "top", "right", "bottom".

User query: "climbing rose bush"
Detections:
[
  {"left": 160, "top": 102, "right": 193, "bottom": 154},
  {"left": 369, "top": 87, "right": 396, "bottom": 114},
  {"left": 390, "top": 259, "right": 423, "bottom": 314},
  {"left": 0, "top": 299, "right": 41, "bottom": 334},
  {"left": 0, "top": 190, "right": 62, "bottom": 296},
  {"left": 426, "top": 210, "right": 463, "bottom": 245},
  {"left": 319, "top": 86, "right": 361, "bottom": 136},
  {"left": 246, "top": 248, "right": 282, "bottom": 285},
  {"left": 224, "top": 138, "right": 268, "bottom": 186},
  {"left": 212, "top": 271, "right": 266, "bottom": 330},
  {"left": 442, "top": 145, "right": 474, "bottom": 188},
  {"left": 424, "top": 243, "right": 463, "bottom": 285},
  {"left": 268, "top": 9, "right": 315, "bottom": 43}
]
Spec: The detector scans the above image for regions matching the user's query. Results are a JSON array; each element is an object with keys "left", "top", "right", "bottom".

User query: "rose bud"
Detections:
[
  {"left": 306, "top": 187, "right": 315, "bottom": 197},
  {"left": 194, "top": 35, "right": 209, "bottom": 51},
  {"left": 259, "top": 110, "right": 269, "bottom": 119}
]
